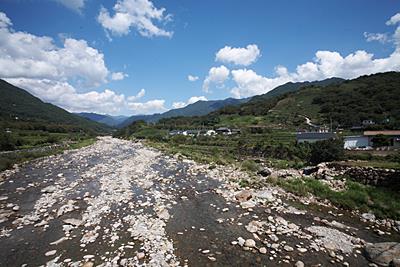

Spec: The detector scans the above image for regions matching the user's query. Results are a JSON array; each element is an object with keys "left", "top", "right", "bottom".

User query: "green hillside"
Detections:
[
  {"left": 206, "top": 72, "right": 400, "bottom": 130},
  {"left": 0, "top": 79, "right": 111, "bottom": 134},
  {"left": 258, "top": 72, "right": 400, "bottom": 129},
  {"left": 249, "top": 77, "right": 344, "bottom": 103}
]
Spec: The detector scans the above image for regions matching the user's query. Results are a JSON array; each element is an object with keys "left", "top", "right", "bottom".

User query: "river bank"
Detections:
[{"left": 0, "top": 137, "right": 399, "bottom": 266}]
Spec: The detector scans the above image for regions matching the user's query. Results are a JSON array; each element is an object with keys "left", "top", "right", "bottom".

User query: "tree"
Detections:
[
  {"left": 0, "top": 132, "right": 16, "bottom": 151},
  {"left": 371, "top": 134, "right": 391, "bottom": 147},
  {"left": 309, "top": 138, "right": 344, "bottom": 165}
]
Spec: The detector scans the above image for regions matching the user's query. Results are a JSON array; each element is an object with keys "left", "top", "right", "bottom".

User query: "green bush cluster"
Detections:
[
  {"left": 0, "top": 132, "right": 17, "bottom": 151},
  {"left": 275, "top": 177, "right": 400, "bottom": 219}
]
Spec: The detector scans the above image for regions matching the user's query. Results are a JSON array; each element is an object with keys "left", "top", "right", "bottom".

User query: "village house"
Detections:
[
  {"left": 343, "top": 135, "right": 370, "bottom": 149},
  {"left": 169, "top": 127, "right": 239, "bottom": 137},
  {"left": 215, "top": 127, "right": 231, "bottom": 135}
]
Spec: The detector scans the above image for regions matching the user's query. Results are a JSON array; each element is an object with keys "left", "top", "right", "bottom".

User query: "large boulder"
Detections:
[
  {"left": 257, "top": 167, "right": 272, "bottom": 177},
  {"left": 365, "top": 242, "right": 400, "bottom": 266},
  {"left": 235, "top": 190, "right": 252, "bottom": 202},
  {"left": 302, "top": 166, "right": 319, "bottom": 175}
]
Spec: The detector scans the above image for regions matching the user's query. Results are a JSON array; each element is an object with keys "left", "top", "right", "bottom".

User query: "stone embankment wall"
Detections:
[{"left": 327, "top": 163, "right": 400, "bottom": 189}]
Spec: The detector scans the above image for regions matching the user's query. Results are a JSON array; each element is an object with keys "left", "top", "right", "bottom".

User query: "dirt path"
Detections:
[{"left": 0, "top": 137, "right": 398, "bottom": 266}]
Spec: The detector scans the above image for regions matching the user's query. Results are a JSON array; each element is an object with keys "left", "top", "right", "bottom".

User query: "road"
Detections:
[{"left": 0, "top": 137, "right": 398, "bottom": 266}]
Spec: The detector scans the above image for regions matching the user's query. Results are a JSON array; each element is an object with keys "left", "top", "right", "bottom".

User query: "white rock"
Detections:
[
  {"left": 284, "top": 245, "right": 294, "bottom": 252},
  {"left": 238, "top": 237, "right": 245, "bottom": 246},
  {"left": 244, "top": 239, "right": 256, "bottom": 248},
  {"left": 297, "top": 247, "right": 307, "bottom": 253},
  {"left": 41, "top": 186, "right": 57, "bottom": 193},
  {"left": 45, "top": 250, "right": 57, "bottom": 256},
  {"left": 362, "top": 213, "right": 376, "bottom": 221},
  {"left": 259, "top": 247, "right": 267, "bottom": 254}
]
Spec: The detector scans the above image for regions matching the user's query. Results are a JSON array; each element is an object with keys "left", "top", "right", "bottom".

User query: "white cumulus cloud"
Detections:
[
  {"left": 386, "top": 13, "right": 400, "bottom": 25},
  {"left": 172, "top": 96, "right": 207, "bottom": 109},
  {"left": 7, "top": 78, "right": 127, "bottom": 114},
  {"left": 203, "top": 65, "right": 230, "bottom": 92},
  {"left": 216, "top": 44, "right": 260, "bottom": 66},
  {"left": 229, "top": 13, "right": 400, "bottom": 98},
  {"left": 364, "top": 32, "right": 389, "bottom": 44},
  {"left": 128, "top": 99, "right": 167, "bottom": 114},
  {"left": 0, "top": 12, "right": 109, "bottom": 87},
  {"left": 111, "top": 72, "right": 128, "bottom": 80},
  {"left": 52, "top": 0, "right": 86, "bottom": 13},
  {"left": 97, "top": 0, "right": 173, "bottom": 38},
  {"left": 187, "top": 75, "right": 199, "bottom": 82},
  {"left": 0, "top": 11, "right": 168, "bottom": 115},
  {"left": 230, "top": 68, "right": 291, "bottom": 98},
  {"left": 127, "top": 88, "right": 145, "bottom": 101}
]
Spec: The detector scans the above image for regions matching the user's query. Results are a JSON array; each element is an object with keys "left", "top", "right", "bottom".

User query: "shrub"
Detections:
[
  {"left": 0, "top": 132, "right": 16, "bottom": 151},
  {"left": 371, "top": 134, "right": 391, "bottom": 147},
  {"left": 241, "top": 160, "right": 260, "bottom": 172},
  {"left": 46, "top": 135, "right": 59, "bottom": 144},
  {"left": 309, "top": 138, "right": 344, "bottom": 165}
]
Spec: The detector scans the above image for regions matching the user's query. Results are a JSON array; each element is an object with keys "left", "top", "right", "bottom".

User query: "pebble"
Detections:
[
  {"left": 83, "top": 255, "right": 94, "bottom": 259},
  {"left": 45, "top": 250, "right": 57, "bottom": 257},
  {"left": 295, "top": 261, "right": 305, "bottom": 267},
  {"left": 259, "top": 247, "right": 267, "bottom": 254},
  {"left": 297, "top": 248, "right": 307, "bottom": 253},
  {"left": 137, "top": 252, "right": 145, "bottom": 260},
  {"left": 244, "top": 239, "right": 256, "bottom": 248},
  {"left": 283, "top": 245, "right": 294, "bottom": 252},
  {"left": 208, "top": 256, "right": 216, "bottom": 261}
]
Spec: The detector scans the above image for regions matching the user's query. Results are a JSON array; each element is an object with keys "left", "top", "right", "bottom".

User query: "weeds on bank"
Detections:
[
  {"left": 0, "top": 138, "right": 96, "bottom": 172},
  {"left": 271, "top": 177, "right": 400, "bottom": 220}
]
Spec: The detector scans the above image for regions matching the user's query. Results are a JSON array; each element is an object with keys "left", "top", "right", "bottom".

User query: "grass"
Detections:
[
  {"left": 266, "top": 158, "right": 306, "bottom": 169},
  {"left": 148, "top": 141, "right": 236, "bottom": 165},
  {"left": 339, "top": 160, "right": 400, "bottom": 169},
  {"left": 240, "top": 159, "right": 260, "bottom": 172},
  {"left": 0, "top": 137, "right": 96, "bottom": 172},
  {"left": 272, "top": 177, "right": 400, "bottom": 220},
  {"left": 69, "top": 138, "right": 96, "bottom": 149}
]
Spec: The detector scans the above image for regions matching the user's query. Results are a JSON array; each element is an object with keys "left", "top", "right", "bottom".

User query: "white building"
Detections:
[{"left": 343, "top": 136, "right": 369, "bottom": 149}]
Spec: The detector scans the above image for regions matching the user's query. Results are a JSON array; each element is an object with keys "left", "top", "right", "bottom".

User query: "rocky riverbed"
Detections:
[{"left": 0, "top": 137, "right": 399, "bottom": 266}]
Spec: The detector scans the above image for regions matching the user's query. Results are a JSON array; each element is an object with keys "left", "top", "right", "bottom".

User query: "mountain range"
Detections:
[
  {"left": 77, "top": 78, "right": 345, "bottom": 128},
  {"left": 117, "top": 97, "right": 249, "bottom": 128},
  {"left": 75, "top": 113, "right": 128, "bottom": 127},
  {"left": 5, "top": 73, "right": 397, "bottom": 133}
]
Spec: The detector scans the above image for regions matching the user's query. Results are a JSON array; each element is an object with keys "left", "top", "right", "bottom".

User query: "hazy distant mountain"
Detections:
[
  {"left": 119, "top": 97, "right": 248, "bottom": 128},
  {"left": 76, "top": 112, "right": 128, "bottom": 127},
  {"left": 0, "top": 79, "right": 111, "bottom": 134}
]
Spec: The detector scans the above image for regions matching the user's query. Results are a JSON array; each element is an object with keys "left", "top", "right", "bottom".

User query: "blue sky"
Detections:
[{"left": 0, "top": 0, "right": 399, "bottom": 115}]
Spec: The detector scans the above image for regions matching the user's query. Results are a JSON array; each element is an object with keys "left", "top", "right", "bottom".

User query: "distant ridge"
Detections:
[
  {"left": 119, "top": 97, "right": 249, "bottom": 128},
  {"left": 76, "top": 112, "right": 128, "bottom": 127}
]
